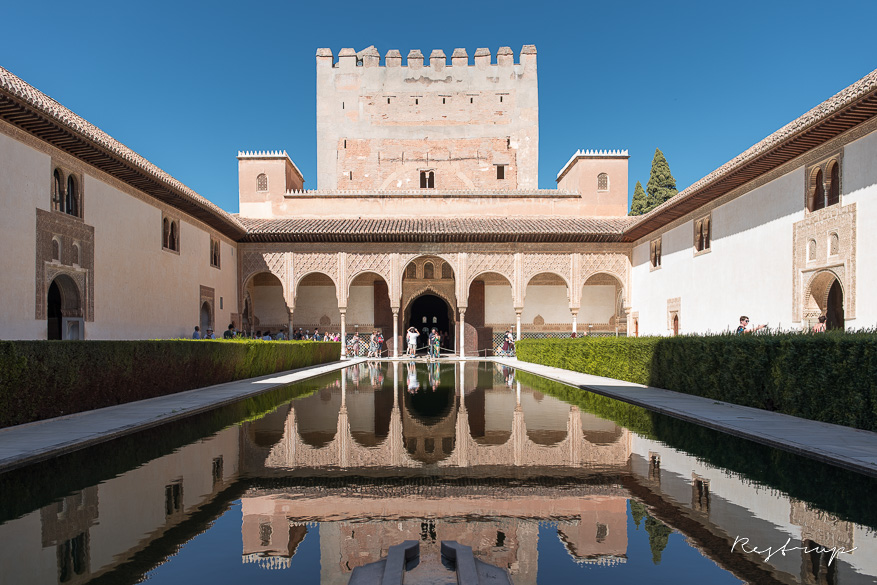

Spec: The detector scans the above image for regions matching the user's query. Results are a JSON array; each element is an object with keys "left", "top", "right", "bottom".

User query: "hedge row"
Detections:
[
  {"left": 516, "top": 332, "right": 877, "bottom": 431},
  {"left": 0, "top": 339, "right": 340, "bottom": 428}
]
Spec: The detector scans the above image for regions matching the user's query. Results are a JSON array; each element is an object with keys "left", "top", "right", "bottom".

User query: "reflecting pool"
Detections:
[{"left": 1, "top": 361, "right": 876, "bottom": 584}]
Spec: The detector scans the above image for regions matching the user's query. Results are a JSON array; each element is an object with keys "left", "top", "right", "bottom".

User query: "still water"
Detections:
[{"left": 1, "top": 361, "right": 876, "bottom": 584}]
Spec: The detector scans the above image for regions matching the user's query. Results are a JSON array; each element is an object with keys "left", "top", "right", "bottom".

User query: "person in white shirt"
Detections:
[{"left": 406, "top": 327, "right": 419, "bottom": 357}]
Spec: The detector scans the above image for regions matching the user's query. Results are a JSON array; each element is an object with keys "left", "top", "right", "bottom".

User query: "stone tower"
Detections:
[{"left": 316, "top": 45, "right": 538, "bottom": 191}]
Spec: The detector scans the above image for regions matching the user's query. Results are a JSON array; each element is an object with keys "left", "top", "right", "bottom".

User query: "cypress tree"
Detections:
[
  {"left": 629, "top": 181, "right": 649, "bottom": 216},
  {"left": 646, "top": 148, "right": 678, "bottom": 208}
]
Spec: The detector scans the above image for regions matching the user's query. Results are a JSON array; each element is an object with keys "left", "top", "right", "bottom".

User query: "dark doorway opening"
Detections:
[
  {"left": 200, "top": 301, "right": 212, "bottom": 333},
  {"left": 407, "top": 294, "right": 453, "bottom": 353},
  {"left": 826, "top": 280, "right": 844, "bottom": 330},
  {"left": 47, "top": 280, "right": 63, "bottom": 340}
]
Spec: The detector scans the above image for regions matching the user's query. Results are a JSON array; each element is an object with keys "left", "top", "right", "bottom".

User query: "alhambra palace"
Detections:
[{"left": 2, "top": 45, "right": 876, "bottom": 348}]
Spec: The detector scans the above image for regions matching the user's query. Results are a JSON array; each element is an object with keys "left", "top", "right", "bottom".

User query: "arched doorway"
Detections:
[
  {"left": 200, "top": 301, "right": 212, "bottom": 333},
  {"left": 406, "top": 294, "right": 453, "bottom": 353},
  {"left": 805, "top": 271, "right": 845, "bottom": 331},
  {"left": 826, "top": 280, "right": 844, "bottom": 330},
  {"left": 47, "top": 275, "right": 82, "bottom": 340}
]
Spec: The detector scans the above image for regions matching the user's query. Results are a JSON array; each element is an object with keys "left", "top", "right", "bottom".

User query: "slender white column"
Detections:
[
  {"left": 571, "top": 311, "right": 578, "bottom": 337},
  {"left": 287, "top": 309, "right": 294, "bottom": 340},
  {"left": 516, "top": 380, "right": 521, "bottom": 406},
  {"left": 515, "top": 310, "right": 522, "bottom": 341},
  {"left": 392, "top": 309, "right": 399, "bottom": 358},
  {"left": 393, "top": 361, "right": 399, "bottom": 407},
  {"left": 341, "top": 374, "right": 347, "bottom": 406},
  {"left": 458, "top": 308, "right": 466, "bottom": 358},
  {"left": 340, "top": 310, "right": 347, "bottom": 358}
]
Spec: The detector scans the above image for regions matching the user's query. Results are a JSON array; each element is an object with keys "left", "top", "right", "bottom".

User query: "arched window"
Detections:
[
  {"left": 811, "top": 169, "right": 825, "bottom": 212},
  {"left": 597, "top": 173, "right": 609, "bottom": 191},
  {"left": 827, "top": 162, "right": 840, "bottom": 207},
  {"left": 210, "top": 239, "right": 220, "bottom": 268},
  {"left": 695, "top": 220, "right": 704, "bottom": 251},
  {"left": 66, "top": 175, "right": 78, "bottom": 217},
  {"left": 72, "top": 243, "right": 80, "bottom": 266},
  {"left": 703, "top": 218, "right": 711, "bottom": 249},
  {"left": 163, "top": 218, "right": 170, "bottom": 249},
  {"left": 256, "top": 173, "right": 268, "bottom": 192},
  {"left": 441, "top": 262, "right": 453, "bottom": 279},
  {"left": 423, "top": 262, "right": 434, "bottom": 279},
  {"left": 406, "top": 263, "right": 416, "bottom": 279},
  {"left": 829, "top": 233, "right": 839, "bottom": 256},
  {"left": 420, "top": 171, "right": 435, "bottom": 189},
  {"left": 808, "top": 239, "right": 817, "bottom": 261},
  {"left": 53, "top": 169, "right": 63, "bottom": 212},
  {"left": 650, "top": 238, "right": 662, "bottom": 268},
  {"left": 52, "top": 238, "right": 60, "bottom": 262},
  {"left": 169, "top": 221, "right": 178, "bottom": 251}
]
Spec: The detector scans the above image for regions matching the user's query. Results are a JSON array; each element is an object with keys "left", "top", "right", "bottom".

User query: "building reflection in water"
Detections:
[{"left": 1, "top": 362, "right": 876, "bottom": 584}]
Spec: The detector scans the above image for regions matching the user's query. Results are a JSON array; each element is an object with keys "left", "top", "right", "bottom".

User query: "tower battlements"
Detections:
[{"left": 316, "top": 45, "right": 536, "bottom": 74}]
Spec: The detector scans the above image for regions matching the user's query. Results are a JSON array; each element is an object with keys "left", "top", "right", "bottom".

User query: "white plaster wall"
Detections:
[
  {"left": 0, "top": 427, "right": 239, "bottom": 585},
  {"left": 522, "top": 285, "right": 571, "bottom": 324},
  {"left": 253, "top": 284, "right": 287, "bottom": 327},
  {"left": 841, "top": 129, "right": 877, "bottom": 328},
  {"left": 0, "top": 131, "right": 48, "bottom": 339},
  {"left": 0, "top": 129, "right": 240, "bottom": 340},
  {"left": 631, "top": 169, "right": 803, "bottom": 335},
  {"left": 484, "top": 283, "right": 515, "bottom": 323},
  {"left": 579, "top": 284, "right": 615, "bottom": 324},
  {"left": 347, "top": 284, "right": 375, "bottom": 325},
  {"left": 295, "top": 285, "right": 341, "bottom": 326}
]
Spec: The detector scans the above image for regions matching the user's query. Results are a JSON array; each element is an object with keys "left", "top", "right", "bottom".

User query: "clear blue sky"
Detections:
[{"left": 3, "top": 0, "right": 876, "bottom": 214}]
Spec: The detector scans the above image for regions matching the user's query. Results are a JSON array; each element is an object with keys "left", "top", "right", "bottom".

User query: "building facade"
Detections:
[{"left": 1, "top": 49, "right": 876, "bottom": 346}]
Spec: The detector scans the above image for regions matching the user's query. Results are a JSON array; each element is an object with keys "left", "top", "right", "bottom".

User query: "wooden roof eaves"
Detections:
[
  {"left": 0, "top": 92, "right": 246, "bottom": 239},
  {"left": 621, "top": 81, "right": 877, "bottom": 242}
]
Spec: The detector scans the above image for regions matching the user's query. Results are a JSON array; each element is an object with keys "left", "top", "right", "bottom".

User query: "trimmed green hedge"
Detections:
[
  {"left": 0, "top": 340, "right": 340, "bottom": 428},
  {"left": 516, "top": 332, "right": 877, "bottom": 431}
]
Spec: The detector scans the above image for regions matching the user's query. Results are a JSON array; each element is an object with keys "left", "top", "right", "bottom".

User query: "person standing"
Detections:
[
  {"left": 223, "top": 323, "right": 235, "bottom": 339},
  {"left": 813, "top": 315, "right": 827, "bottom": 333},
  {"left": 192, "top": 326, "right": 201, "bottom": 339},
  {"left": 368, "top": 331, "right": 377, "bottom": 357},
  {"left": 735, "top": 316, "right": 766, "bottom": 334},
  {"left": 406, "top": 327, "right": 419, "bottom": 357}
]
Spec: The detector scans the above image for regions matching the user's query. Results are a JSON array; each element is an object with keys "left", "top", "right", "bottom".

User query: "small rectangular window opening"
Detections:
[
  {"left": 342, "top": 101, "right": 345, "bottom": 110},
  {"left": 415, "top": 98, "right": 419, "bottom": 105},
  {"left": 470, "top": 97, "right": 473, "bottom": 104},
  {"left": 349, "top": 171, "right": 353, "bottom": 180},
  {"left": 344, "top": 140, "right": 347, "bottom": 148},
  {"left": 442, "top": 98, "right": 446, "bottom": 104},
  {"left": 499, "top": 96, "right": 503, "bottom": 103},
  {"left": 497, "top": 165, "right": 505, "bottom": 180},
  {"left": 220, "top": 297, "right": 223, "bottom": 310},
  {"left": 387, "top": 97, "right": 391, "bottom": 104}
]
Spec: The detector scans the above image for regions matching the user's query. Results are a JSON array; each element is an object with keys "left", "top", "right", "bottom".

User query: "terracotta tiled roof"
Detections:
[
  {"left": 238, "top": 216, "right": 636, "bottom": 243},
  {"left": 624, "top": 66, "right": 877, "bottom": 241},
  {"left": 0, "top": 66, "right": 246, "bottom": 238}
]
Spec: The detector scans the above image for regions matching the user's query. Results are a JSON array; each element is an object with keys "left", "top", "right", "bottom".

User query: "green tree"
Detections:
[
  {"left": 630, "top": 499, "right": 647, "bottom": 528},
  {"left": 645, "top": 515, "right": 673, "bottom": 564},
  {"left": 646, "top": 148, "right": 678, "bottom": 209},
  {"left": 629, "top": 181, "right": 649, "bottom": 216}
]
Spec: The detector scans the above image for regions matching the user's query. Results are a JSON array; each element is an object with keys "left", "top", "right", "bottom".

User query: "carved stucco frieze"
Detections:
[
  {"left": 241, "top": 250, "right": 290, "bottom": 307},
  {"left": 466, "top": 253, "right": 515, "bottom": 287},
  {"left": 792, "top": 202, "right": 856, "bottom": 323}
]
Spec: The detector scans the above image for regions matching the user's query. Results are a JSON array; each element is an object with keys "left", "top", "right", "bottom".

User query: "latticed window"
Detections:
[
  {"left": 406, "top": 264, "right": 417, "bottom": 279},
  {"left": 423, "top": 262, "right": 434, "bottom": 279},
  {"left": 829, "top": 233, "right": 839, "bottom": 256},
  {"left": 827, "top": 162, "right": 840, "bottom": 206},
  {"left": 694, "top": 215, "right": 711, "bottom": 252},
  {"left": 650, "top": 238, "right": 662, "bottom": 268},
  {"left": 441, "top": 262, "right": 453, "bottom": 279},
  {"left": 808, "top": 239, "right": 817, "bottom": 261},
  {"left": 256, "top": 173, "right": 268, "bottom": 192},
  {"left": 597, "top": 173, "right": 609, "bottom": 191}
]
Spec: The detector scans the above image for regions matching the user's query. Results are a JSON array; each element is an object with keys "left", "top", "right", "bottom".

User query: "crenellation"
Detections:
[
  {"left": 385, "top": 49, "right": 402, "bottom": 67},
  {"left": 407, "top": 49, "right": 424, "bottom": 69},
  {"left": 360, "top": 46, "right": 380, "bottom": 68},
  {"left": 451, "top": 48, "right": 468, "bottom": 67},
  {"left": 337, "top": 48, "right": 357, "bottom": 70},
  {"left": 474, "top": 48, "right": 491, "bottom": 69},
  {"left": 430, "top": 49, "right": 446, "bottom": 70},
  {"left": 497, "top": 47, "right": 514, "bottom": 67}
]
